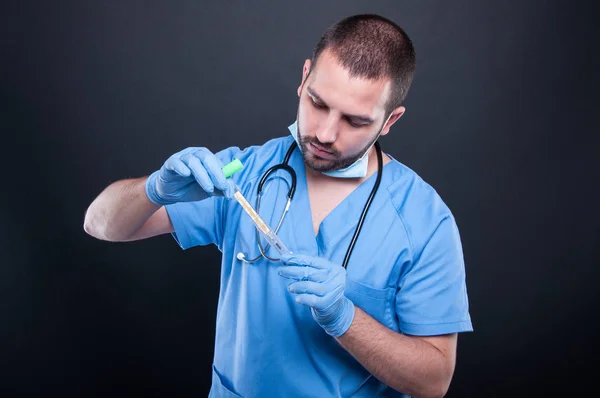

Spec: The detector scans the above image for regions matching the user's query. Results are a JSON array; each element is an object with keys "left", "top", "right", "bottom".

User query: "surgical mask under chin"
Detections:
[{"left": 287, "top": 120, "right": 371, "bottom": 178}]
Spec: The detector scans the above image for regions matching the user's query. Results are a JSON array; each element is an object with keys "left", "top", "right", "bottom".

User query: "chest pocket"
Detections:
[{"left": 344, "top": 278, "right": 400, "bottom": 333}]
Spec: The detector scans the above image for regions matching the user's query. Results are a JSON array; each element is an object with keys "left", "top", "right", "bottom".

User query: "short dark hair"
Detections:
[{"left": 311, "top": 14, "right": 416, "bottom": 114}]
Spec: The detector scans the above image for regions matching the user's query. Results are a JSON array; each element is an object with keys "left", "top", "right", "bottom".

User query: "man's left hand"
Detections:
[{"left": 278, "top": 253, "right": 355, "bottom": 337}]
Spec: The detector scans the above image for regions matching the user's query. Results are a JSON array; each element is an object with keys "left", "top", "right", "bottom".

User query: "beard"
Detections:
[{"left": 296, "top": 117, "right": 384, "bottom": 173}]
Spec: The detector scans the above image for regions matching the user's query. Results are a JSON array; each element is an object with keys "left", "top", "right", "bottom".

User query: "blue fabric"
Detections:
[{"left": 165, "top": 130, "right": 473, "bottom": 397}]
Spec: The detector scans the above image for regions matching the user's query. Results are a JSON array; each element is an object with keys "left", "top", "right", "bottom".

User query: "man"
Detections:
[{"left": 84, "top": 14, "right": 472, "bottom": 398}]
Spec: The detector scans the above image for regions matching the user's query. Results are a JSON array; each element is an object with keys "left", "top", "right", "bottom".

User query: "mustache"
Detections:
[{"left": 301, "top": 136, "right": 339, "bottom": 156}]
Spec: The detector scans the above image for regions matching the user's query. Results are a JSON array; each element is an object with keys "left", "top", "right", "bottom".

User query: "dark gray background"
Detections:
[{"left": 2, "top": 0, "right": 598, "bottom": 396}]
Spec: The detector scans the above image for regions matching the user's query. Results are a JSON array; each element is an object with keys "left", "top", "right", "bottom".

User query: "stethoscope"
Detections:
[{"left": 237, "top": 140, "right": 383, "bottom": 269}]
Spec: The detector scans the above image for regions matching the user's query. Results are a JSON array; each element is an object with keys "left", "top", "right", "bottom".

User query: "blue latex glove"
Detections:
[
  {"left": 145, "top": 147, "right": 237, "bottom": 206},
  {"left": 278, "top": 253, "right": 355, "bottom": 337}
]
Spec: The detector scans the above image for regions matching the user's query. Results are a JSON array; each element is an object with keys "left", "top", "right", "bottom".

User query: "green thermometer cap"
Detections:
[{"left": 222, "top": 158, "right": 243, "bottom": 178}]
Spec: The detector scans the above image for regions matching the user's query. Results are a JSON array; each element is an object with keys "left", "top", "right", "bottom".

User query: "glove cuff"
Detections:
[
  {"left": 145, "top": 170, "right": 168, "bottom": 206},
  {"left": 313, "top": 298, "right": 355, "bottom": 338}
]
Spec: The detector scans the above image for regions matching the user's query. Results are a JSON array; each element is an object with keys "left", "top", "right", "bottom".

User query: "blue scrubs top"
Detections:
[{"left": 165, "top": 124, "right": 473, "bottom": 398}]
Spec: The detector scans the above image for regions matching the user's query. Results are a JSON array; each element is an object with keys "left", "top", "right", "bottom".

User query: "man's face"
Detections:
[{"left": 296, "top": 49, "right": 402, "bottom": 173}]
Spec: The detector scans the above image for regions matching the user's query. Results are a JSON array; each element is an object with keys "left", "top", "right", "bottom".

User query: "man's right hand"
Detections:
[{"left": 145, "top": 147, "right": 237, "bottom": 206}]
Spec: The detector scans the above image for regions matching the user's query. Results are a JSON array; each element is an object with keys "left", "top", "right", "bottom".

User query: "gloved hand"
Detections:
[
  {"left": 145, "top": 147, "right": 237, "bottom": 206},
  {"left": 278, "top": 253, "right": 355, "bottom": 337}
]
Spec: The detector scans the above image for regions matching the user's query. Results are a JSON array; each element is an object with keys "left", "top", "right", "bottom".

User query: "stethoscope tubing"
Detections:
[{"left": 238, "top": 140, "right": 383, "bottom": 269}]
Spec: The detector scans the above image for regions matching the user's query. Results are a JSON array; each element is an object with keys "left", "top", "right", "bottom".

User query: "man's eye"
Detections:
[
  {"left": 312, "top": 101, "right": 326, "bottom": 110},
  {"left": 346, "top": 118, "right": 365, "bottom": 128}
]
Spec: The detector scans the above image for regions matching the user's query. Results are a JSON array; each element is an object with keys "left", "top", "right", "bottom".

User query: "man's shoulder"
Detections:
[
  {"left": 384, "top": 157, "right": 450, "bottom": 212},
  {"left": 383, "top": 156, "right": 457, "bottom": 248}
]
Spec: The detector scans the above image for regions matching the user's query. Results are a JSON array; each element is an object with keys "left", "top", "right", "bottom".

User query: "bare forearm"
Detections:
[
  {"left": 336, "top": 307, "right": 453, "bottom": 398},
  {"left": 84, "top": 176, "right": 160, "bottom": 241}
]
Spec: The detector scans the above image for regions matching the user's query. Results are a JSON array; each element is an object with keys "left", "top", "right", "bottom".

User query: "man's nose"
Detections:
[{"left": 315, "top": 116, "right": 338, "bottom": 144}]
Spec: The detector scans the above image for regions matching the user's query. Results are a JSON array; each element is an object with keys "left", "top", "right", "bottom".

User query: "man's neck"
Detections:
[{"left": 304, "top": 147, "right": 391, "bottom": 185}]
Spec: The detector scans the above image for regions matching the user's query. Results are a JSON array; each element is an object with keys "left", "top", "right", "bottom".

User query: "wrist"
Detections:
[
  {"left": 312, "top": 298, "right": 355, "bottom": 337},
  {"left": 145, "top": 170, "right": 168, "bottom": 206}
]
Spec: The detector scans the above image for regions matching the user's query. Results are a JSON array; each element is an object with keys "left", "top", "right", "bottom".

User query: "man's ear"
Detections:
[
  {"left": 297, "top": 59, "right": 312, "bottom": 97},
  {"left": 380, "top": 106, "right": 406, "bottom": 136}
]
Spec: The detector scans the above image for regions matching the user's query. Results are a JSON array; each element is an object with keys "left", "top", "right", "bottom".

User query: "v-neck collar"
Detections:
[{"left": 289, "top": 147, "right": 392, "bottom": 257}]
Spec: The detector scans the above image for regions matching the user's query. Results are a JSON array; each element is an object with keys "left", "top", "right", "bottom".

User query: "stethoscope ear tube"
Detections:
[
  {"left": 341, "top": 141, "right": 383, "bottom": 269},
  {"left": 258, "top": 163, "right": 297, "bottom": 201}
]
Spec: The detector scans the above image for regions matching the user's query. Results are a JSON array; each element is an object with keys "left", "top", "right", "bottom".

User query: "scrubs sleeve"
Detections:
[
  {"left": 395, "top": 215, "right": 473, "bottom": 336},
  {"left": 165, "top": 197, "right": 225, "bottom": 250}
]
